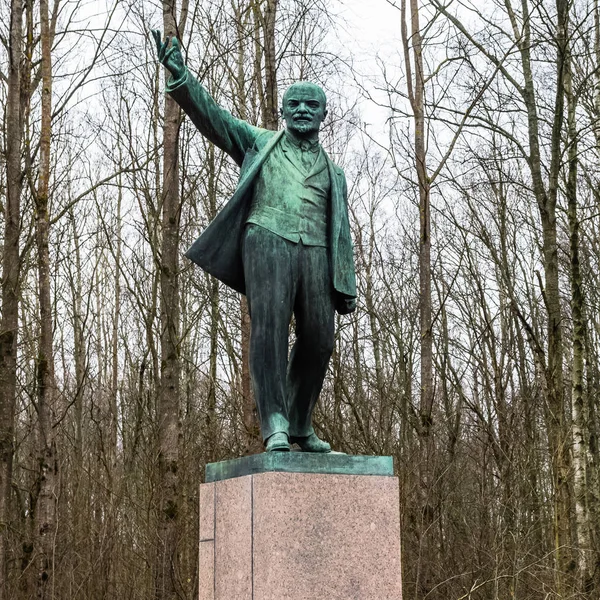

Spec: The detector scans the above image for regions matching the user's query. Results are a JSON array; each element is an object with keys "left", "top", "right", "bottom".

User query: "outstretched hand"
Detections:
[{"left": 151, "top": 30, "right": 186, "bottom": 81}]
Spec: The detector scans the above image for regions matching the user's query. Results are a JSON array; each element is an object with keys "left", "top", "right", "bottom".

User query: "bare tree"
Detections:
[
  {"left": 0, "top": 2, "right": 24, "bottom": 597},
  {"left": 30, "top": 0, "right": 59, "bottom": 595},
  {"left": 155, "top": 1, "right": 188, "bottom": 598},
  {"left": 428, "top": 0, "right": 577, "bottom": 592}
]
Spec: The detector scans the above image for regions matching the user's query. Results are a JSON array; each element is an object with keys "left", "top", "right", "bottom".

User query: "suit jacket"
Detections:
[{"left": 167, "top": 71, "right": 357, "bottom": 314}]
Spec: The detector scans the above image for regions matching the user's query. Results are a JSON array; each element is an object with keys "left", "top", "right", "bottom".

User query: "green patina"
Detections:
[
  {"left": 153, "top": 32, "right": 357, "bottom": 454},
  {"left": 205, "top": 453, "right": 394, "bottom": 483}
]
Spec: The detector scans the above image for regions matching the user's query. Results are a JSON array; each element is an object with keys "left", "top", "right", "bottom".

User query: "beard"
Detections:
[
  {"left": 287, "top": 117, "right": 320, "bottom": 135},
  {"left": 290, "top": 122, "right": 313, "bottom": 134}
]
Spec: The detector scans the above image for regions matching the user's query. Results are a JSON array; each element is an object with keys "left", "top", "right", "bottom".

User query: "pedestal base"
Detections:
[{"left": 199, "top": 455, "right": 402, "bottom": 600}]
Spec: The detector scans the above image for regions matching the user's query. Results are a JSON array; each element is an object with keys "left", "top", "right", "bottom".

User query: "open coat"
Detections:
[{"left": 167, "top": 72, "right": 357, "bottom": 314}]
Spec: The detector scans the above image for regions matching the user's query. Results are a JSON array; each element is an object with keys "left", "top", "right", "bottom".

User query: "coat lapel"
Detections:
[
  {"left": 184, "top": 130, "right": 284, "bottom": 294},
  {"left": 236, "top": 130, "right": 285, "bottom": 197},
  {"left": 185, "top": 130, "right": 356, "bottom": 303}
]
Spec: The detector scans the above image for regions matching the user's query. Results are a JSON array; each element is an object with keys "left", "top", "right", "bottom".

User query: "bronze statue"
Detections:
[{"left": 153, "top": 33, "right": 356, "bottom": 452}]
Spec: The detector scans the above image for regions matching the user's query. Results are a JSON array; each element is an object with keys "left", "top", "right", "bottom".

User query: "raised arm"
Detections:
[{"left": 152, "top": 31, "right": 265, "bottom": 166}]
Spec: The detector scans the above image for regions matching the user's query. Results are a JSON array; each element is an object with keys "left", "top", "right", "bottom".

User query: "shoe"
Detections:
[
  {"left": 265, "top": 432, "right": 290, "bottom": 452},
  {"left": 290, "top": 433, "right": 331, "bottom": 453}
]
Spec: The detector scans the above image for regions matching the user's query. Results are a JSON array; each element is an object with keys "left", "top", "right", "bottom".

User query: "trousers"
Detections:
[{"left": 242, "top": 224, "right": 335, "bottom": 440}]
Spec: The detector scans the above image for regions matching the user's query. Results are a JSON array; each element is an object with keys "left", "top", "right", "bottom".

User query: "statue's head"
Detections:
[{"left": 280, "top": 82, "right": 328, "bottom": 136}]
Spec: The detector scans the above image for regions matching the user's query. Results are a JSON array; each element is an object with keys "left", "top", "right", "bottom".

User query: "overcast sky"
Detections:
[
  {"left": 338, "top": 0, "right": 401, "bottom": 58},
  {"left": 332, "top": 0, "right": 405, "bottom": 142}
]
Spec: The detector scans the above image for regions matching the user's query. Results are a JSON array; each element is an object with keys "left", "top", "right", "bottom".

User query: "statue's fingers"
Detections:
[
  {"left": 151, "top": 29, "right": 162, "bottom": 55},
  {"left": 158, "top": 35, "right": 169, "bottom": 59},
  {"left": 164, "top": 45, "right": 179, "bottom": 64}
]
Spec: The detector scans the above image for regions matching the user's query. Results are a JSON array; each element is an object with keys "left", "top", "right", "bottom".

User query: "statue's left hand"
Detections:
[
  {"left": 336, "top": 296, "right": 356, "bottom": 315},
  {"left": 151, "top": 30, "right": 186, "bottom": 80}
]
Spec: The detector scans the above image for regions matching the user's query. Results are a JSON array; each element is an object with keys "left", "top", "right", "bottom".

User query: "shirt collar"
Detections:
[{"left": 284, "top": 130, "right": 320, "bottom": 153}]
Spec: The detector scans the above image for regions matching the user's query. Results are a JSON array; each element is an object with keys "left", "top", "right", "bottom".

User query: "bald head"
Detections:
[{"left": 282, "top": 82, "right": 327, "bottom": 107}]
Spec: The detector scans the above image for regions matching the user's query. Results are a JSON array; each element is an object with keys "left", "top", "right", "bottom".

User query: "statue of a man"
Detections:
[{"left": 153, "top": 33, "right": 357, "bottom": 453}]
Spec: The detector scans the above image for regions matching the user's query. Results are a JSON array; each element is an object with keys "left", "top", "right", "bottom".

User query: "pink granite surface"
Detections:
[
  {"left": 198, "top": 541, "right": 214, "bottom": 600},
  {"left": 201, "top": 471, "right": 402, "bottom": 600},
  {"left": 199, "top": 482, "right": 215, "bottom": 541},
  {"left": 252, "top": 472, "right": 402, "bottom": 600},
  {"left": 214, "top": 475, "right": 253, "bottom": 600}
]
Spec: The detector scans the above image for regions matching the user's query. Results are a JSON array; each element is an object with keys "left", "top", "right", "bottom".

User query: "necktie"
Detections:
[{"left": 300, "top": 144, "right": 317, "bottom": 172}]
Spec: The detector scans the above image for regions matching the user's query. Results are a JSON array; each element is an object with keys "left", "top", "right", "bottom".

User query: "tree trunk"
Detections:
[
  {"left": 401, "top": 0, "right": 435, "bottom": 594},
  {"left": 408, "top": 0, "right": 433, "bottom": 440},
  {"left": 262, "top": 0, "right": 279, "bottom": 131},
  {"left": 155, "top": 1, "right": 185, "bottom": 597},
  {"left": 568, "top": 9, "right": 594, "bottom": 596},
  {"left": 110, "top": 170, "right": 123, "bottom": 463},
  {"left": 545, "top": 1, "right": 573, "bottom": 591},
  {"left": 33, "top": 0, "right": 58, "bottom": 596},
  {"left": 0, "top": 1, "right": 23, "bottom": 596},
  {"left": 206, "top": 143, "right": 219, "bottom": 460}
]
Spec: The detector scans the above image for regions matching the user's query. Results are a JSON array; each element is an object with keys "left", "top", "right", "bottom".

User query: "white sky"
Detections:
[
  {"left": 331, "top": 0, "right": 406, "bottom": 142},
  {"left": 339, "top": 0, "right": 401, "bottom": 57}
]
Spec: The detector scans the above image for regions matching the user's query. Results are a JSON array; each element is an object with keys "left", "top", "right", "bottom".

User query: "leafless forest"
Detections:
[{"left": 1, "top": 0, "right": 600, "bottom": 598}]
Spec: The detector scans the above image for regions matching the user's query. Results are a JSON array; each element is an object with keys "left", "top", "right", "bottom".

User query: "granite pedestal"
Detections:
[{"left": 199, "top": 453, "right": 402, "bottom": 600}]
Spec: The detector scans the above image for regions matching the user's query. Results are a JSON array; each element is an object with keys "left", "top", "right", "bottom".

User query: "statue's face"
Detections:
[{"left": 281, "top": 83, "right": 327, "bottom": 136}]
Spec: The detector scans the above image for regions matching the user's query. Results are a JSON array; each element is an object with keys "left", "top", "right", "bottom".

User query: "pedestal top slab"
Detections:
[{"left": 205, "top": 452, "right": 394, "bottom": 483}]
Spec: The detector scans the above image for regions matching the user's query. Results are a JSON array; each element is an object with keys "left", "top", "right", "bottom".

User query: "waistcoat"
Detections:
[{"left": 247, "top": 133, "right": 330, "bottom": 247}]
